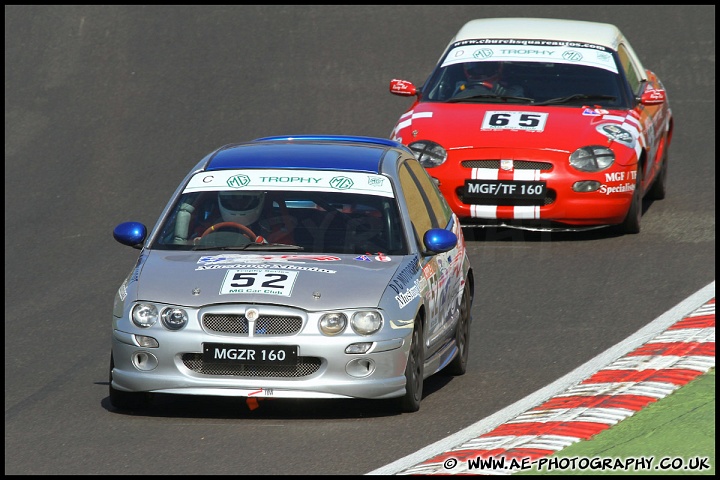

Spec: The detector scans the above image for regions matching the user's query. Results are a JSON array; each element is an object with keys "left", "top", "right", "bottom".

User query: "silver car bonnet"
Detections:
[{"left": 134, "top": 250, "right": 405, "bottom": 310}]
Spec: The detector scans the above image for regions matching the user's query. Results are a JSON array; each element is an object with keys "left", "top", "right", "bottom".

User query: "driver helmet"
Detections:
[
  {"left": 218, "top": 191, "right": 265, "bottom": 225},
  {"left": 464, "top": 61, "right": 501, "bottom": 83}
]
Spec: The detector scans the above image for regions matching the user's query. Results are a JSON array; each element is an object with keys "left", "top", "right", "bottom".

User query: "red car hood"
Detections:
[{"left": 394, "top": 103, "right": 638, "bottom": 153}]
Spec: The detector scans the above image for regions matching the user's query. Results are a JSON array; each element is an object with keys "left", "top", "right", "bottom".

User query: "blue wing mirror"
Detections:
[
  {"left": 113, "top": 222, "right": 147, "bottom": 249},
  {"left": 423, "top": 228, "right": 458, "bottom": 254}
]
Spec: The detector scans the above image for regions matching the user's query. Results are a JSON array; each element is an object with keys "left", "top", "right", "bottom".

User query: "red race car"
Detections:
[{"left": 389, "top": 18, "right": 673, "bottom": 234}]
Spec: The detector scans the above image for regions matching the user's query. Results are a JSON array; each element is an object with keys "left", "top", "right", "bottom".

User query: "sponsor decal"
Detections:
[
  {"left": 118, "top": 280, "right": 128, "bottom": 301},
  {"left": 367, "top": 176, "right": 384, "bottom": 187},
  {"left": 604, "top": 170, "right": 637, "bottom": 183},
  {"left": 183, "top": 170, "right": 394, "bottom": 197},
  {"left": 220, "top": 268, "right": 298, "bottom": 296},
  {"left": 197, "top": 262, "right": 336, "bottom": 273},
  {"left": 388, "top": 256, "right": 421, "bottom": 295},
  {"left": 390, "top": 79, "right": 413, "bottom": 93},
  {"left": 354, "top": 255, "right": 372, "bottom": 262},
  {"left": 599, "top": 183, "right": 636, "bottom": 195},
  {"left": 374, "top": 252, "right": 391, "bottom": 262},
  {"left": 395, "top": 278, "right": 421, "bottom": 309},
  {"left": 198, "top": 254, "right": 341, "bottom": 265},
  {"left": 597, "top": 124, "right": 634, "bottom": 146},
  {"left": 129, "top": 253, "right": 147, "bottom": 284},
  {"left": 422, "top": 261, "right": 437, "bottom": 280},
  {"left": 442, "top": 39, "right": 617, "bottom": 73},
  {"left": 582, "top": 108, "right": 609, "bottom": 116}
]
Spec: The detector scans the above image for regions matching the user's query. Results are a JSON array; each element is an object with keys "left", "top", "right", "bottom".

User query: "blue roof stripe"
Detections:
[
  {"left": 253, "top": 135, "right": 402, "bottom": 148},
  {"left": 206, "top": 137, "right": 395, "bottom": 173}
]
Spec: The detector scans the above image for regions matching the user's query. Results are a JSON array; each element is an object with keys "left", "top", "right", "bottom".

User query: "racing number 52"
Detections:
[{"left": 231, "top": 272, "right": 289, "bottom": 288}]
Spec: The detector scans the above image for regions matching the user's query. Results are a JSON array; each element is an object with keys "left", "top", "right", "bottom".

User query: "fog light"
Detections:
[
  {"left": 346, "top": 357, "right": 375, "bottom": 377},
  {"left": 135, "top": 335, "right": 159, "bottom": 348},
  {"left": 132, "top": 351, "right": 158, "bottom": 371},
  {"left": 572, "top": 180, "right": 602, "bottom": 192},
  {"left": 346, "top": 342, "right": 373, "bottom": 354}
]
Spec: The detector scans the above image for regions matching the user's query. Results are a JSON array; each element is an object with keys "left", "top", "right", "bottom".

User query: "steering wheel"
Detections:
[
  {"left": 467, "top": 80, "right": 495, "bottom": 90},
  {"left": 453, "top": 80, "right": 495, "bottom": 98},
  {"left": 200, "top": 222, "right": 257, "bottom": 242}
]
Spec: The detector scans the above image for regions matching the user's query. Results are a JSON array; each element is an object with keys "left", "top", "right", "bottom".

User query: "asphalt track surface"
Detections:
[{"left": 5, "top": 5, "right": 715, "bottom": 476}]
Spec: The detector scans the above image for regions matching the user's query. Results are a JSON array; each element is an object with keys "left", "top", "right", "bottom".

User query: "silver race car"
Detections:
[{"left": 111, "top": 135, "right": 474, "bottom": 413}]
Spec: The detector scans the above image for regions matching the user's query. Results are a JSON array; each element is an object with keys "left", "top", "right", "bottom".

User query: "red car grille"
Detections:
[{"left": 460, "top": 160, "right": 553, "bottom": 170}]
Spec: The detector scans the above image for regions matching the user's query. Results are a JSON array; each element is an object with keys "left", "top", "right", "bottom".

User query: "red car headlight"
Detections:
[
  {"left": 409, "top": 141, "right": 447, "bottom": 167},
  {"left": 569, "top": 146, "right": 615, "bottom": 172}
]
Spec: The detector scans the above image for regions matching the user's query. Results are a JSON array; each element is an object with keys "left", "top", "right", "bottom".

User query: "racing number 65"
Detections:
[{"left": 483, "top": 111, "right": 548, "bottom": 131}]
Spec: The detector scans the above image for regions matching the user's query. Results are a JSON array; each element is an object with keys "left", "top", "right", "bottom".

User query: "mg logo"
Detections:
[
  {"left": 562, "top": 50, "right": 583, "bottom": 62},
  {"left": 472, "top": 48, "right": 493, "bottom": 60},
  {"left": 330, "top": 176, "right": 354, "bottom": 190},
  {"left": 605, "top": 171, "right": 625, "bottom": 182},
  {"left": 227, "top": 174, "right": 250, "bottom": 188}
]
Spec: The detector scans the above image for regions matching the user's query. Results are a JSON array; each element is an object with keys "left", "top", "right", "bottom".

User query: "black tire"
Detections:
[
  {"left": 444, "top": 282, "right": 471, "bottom": 376},
  {"left": 108, "top": 353, "right": 150, "bottom": 410},
  {"left": 396, "top": 317, "right": 424, "bottom": 413},
  {"left": 617, "top": 165, "right": 643, "bottom": 234},
  {"left": 647, "top": 148, "right": 668, "bottom": 200}
]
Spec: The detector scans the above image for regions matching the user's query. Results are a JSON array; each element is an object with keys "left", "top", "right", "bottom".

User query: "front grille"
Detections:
[
  {"left": 181, "top": 353, "right": 321, "bottom": 378},
  {"left": 203, "top": 313, "right": 303, "bottom": 336},
  {"left": 457, "top": 187, "right": 557, "bottom": 206},
  {"left": 461, "top": 160, "right": 553, "bottom": 171}
]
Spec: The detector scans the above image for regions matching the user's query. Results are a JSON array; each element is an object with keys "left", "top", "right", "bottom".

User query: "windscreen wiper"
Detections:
[
  {"left": 447, "top": 93, "right": 534, "bottom": 103},
  {"left": 192, "top": 243, "right": 304, "bottom": 251},
  {"left": 534, "top": 94, "right": 616, "bottom": 106}
]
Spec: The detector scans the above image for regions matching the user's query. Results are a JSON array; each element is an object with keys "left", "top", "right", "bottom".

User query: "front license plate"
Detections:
[
  {"left": 203, "top": 343, "right": 298, "bottom": 365},
  {"left": 464, "top": 180, "right": 546, "bottom": 200}
]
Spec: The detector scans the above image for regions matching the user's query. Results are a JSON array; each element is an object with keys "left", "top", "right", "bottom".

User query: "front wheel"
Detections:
[
  {"left": 648, "top": 148, "right": 669, "bottom": 200},
  {"left": 396, "top": 317, "right": 424, "bottom": 413},
  {"left": 617, "top": 165, "right": 643, "bottom": 234}
]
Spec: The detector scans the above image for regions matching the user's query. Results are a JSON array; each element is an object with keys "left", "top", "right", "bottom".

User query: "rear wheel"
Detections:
[
  {"left": 617, "top": 165, "right": 643, "bottom": 234},
  {"left": 108, "top": 353, "right": 150, "bottom": 410},
  {"left": 444, "top": 283, "right": 471, "bottom": 376},
  {"left": 396, "top": 317, "right": 424, "bottom": 413}
]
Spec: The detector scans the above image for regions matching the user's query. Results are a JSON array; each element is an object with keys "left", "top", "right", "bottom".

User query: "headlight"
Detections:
[
  {"left": 161, "top": 307, "right": 189, "bottom": 330},
  {"left": 350, "top": 311, "right": 383, "bottom": 335},
  {"left": 569, "top": 146, "right": 615, "bottom": 172},
  {"left": 319, "top": 313, "right": 347, "bottom": 335},
  {"left": 408, "top": 140, "right": 447, "bottom": 167},
  {"left": 131, "top": 303, "right": 158, "bottom": 328}
]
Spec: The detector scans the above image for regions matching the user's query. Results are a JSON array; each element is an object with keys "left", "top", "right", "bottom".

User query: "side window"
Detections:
[
  {"left": 398, "top": 158, "right": 453, "bottom": 248},
  {"left": 405, "top": 159, "right": 452, "bottom": 228},
  {"left": 398, "top": 162, "right": 433, "bottom": 246},
  {"left": 617, "top": 44, "right": 642, "bottom": 94}
]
